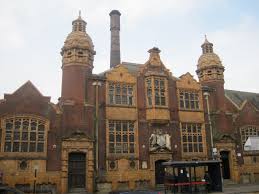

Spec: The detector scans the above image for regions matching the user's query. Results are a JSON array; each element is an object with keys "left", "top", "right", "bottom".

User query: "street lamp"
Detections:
[
  {"left": 33, "top": 164, "right": 39, "bottom": 194},
  {"left": 203, "top": 92, "right": 216, "bottom": 160}
]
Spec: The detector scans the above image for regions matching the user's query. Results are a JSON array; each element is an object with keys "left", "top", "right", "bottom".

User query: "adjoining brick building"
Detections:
[{"left": 0, "top": 10, "right": 259, "bottom": 193}]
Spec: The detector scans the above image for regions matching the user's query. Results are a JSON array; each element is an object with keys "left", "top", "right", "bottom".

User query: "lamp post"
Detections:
[
  {"left": 33, "top": 164, "right": 39, "bottom": 194},
  {"left": 203, "top": 92, "right": 215, "bottom": 160},
  {"left": 92, "top": 81, "right": 102, "bottom": 190}
]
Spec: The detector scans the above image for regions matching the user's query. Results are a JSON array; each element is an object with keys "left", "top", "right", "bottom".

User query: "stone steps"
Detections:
[
  {"left": 67, "top": 188, "right": 88, "bottom": 194},
  {"left": 223, "top": 179, "right": 238, "bottom": 186}
]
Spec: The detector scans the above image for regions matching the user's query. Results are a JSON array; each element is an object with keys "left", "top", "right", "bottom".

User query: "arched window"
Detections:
[{"left": 3, "top": 116, "right": 47, "bottom": 152}]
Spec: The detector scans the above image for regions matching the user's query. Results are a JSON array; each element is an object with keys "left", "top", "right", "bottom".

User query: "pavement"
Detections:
[
  {"left": 159, "top": 183, "right": 259, "bottom": 194},
  {"left": 211, "top": 184, "right": 259, "bottom": 194}
]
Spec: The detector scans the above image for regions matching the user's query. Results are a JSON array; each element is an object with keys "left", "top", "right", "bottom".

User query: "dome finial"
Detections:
[
  {"left": 201, "top": 35, "right": 213, "bottom": 54},
  {"left": 72, "top": 11, "right": 86, "bottom": 32}
]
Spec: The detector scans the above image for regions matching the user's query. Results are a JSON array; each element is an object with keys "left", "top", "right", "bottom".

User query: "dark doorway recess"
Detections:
[
  {"left": 220, "top": 151, "right": 230, "bottom": 179},
  {"left": 155, "top": 160, "right": 167, "bottom": 184},
  {"left": 68, "top": 152, "right": 86, "bottom": 189}
]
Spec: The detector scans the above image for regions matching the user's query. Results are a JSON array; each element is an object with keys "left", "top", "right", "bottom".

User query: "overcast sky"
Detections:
[{"left": 1, "top": 0, "right": 259, "bottom": 103}]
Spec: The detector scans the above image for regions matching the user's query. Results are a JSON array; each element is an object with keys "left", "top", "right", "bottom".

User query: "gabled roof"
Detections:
[
  {"left": 98, "top": 62, "right": 142, "bottom": 77},
  {"left": 4, "top": 80, "right": 51, "bottom": 102},
  {"left": 98, "top": 61, "right": 179, "bottom": 80},
  {"left": 225, "top": 89, "right": 259, "bottom": 110},
  {"left": 12, "top": 80, "right": 44, "bottom": 96}
]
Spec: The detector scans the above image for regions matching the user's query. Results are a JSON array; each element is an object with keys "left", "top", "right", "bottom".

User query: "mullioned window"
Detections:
[
  {"left": 181, "top": 123, "right": 203, "bottom": 153},
  {"left": 3, "top": 116, "right": 47, "bottom": 152},
  {"left": 108, "top": 120, "right": 135, "bottom": 154}
]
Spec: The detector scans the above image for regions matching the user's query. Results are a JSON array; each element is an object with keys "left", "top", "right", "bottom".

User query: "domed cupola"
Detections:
[
  {"left": 196, "top": 36, "right": 225, "bottom": 82},
  {"left": 61, "top": 12, "right": 96, "bottom": 70}
]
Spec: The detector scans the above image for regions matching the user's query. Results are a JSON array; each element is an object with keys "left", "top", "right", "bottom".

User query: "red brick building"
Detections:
[{"left": 0, "top": 10, "right": 259, "bottom": 193}]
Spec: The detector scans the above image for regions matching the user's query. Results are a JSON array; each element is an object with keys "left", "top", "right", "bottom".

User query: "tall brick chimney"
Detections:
[{"left": 109, "top": 10, "right": 121, "bottom": 68}]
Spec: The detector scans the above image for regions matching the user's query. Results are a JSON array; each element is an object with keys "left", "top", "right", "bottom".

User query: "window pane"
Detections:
[
  {"left": 129, "top": 123, "right": 134, "bottom": 131},
  {"left": 37, "top": 143, "right": 44, "bottom": 152},
  {"left": 5, "top": 131, "right": 12, "bottom": 141},
  {"left": 123, "top": 143, "right": 128, "bottom": 153},
  {"left": 129, "top": 134, "right": 134, "bottom": 142},
  {"left": 6, "top": 122, "right": 13, "bottom": 129},
  {"left": 38, "top": 133, "right": 44, "bottom": 141},
  {"left": 129, "top": 144, "right": 134, "bottom": 153},
  {"left": 183, "top": 144, "right": 188, "bottom": 152},
  {"left": 14, "top": 131, "right": 20, "bottom": 141},
  {"left": 161, "top": 97, "right": 165, "bottom": 106},
  {"left": 123, "top": 135, "right": 128, "bottom": 142},
  {"left": 115, "top": 143, "right": 122, "bottom": 153},
  {"left": 116, "top": 134, "right": 121, "bottom": 142},
  {"left": 199, "top": 144, "right": 203, "bottom": 152},
  {"left": 109, "top": 134, "right": 114, "bottom": 142},
  {"left": 15, "top": 120, "right": 21, "bottom": 130},
  {"left": 22, "top": 120, "right": 29, "bottom": 131},
  {"left": 198, "top": 135, "right": 202, "bottom": 142},
  {"left": 109, "top": 143, "right": 114, "bottom": 153},
  {"left": 31, "top": 120, "right": 37, "bottom": 130},
  {"left": 13, "top": 142, "right": 20, "bottom": 152},
  {"left": 188, "top": 144, "right": 193, "bottom": 152},
  {"left": 193, "top": 135, "right": 197, "bottom": 142},
  {"left": 180, "top": 100, "right": 184, "bottom": 108},
  {"left": 116, "top": 123, "right": 121, "bottom": 132},
  {"left": 29, "top": 143, "right": 36, "bottom": 152},
  {"left": 21, "top": 142, "right": 28, "bottom": 152},
  {"left": 38, "top": 124, "right": 45, "bottom": 131},
  {"left": 122, "top": 95, "right": 127, "bottom": 104},
  {"left": 30, "top": 132, "right": 36, "bottom": 141},
  {"left": 109, "top": 122, "right": 115, "bottom": 131},
  {"left": 128, "top": 96, "right": 133, "bottom": 105},
  {"left": 22, "top": 132, "right": 28, "bottom": 141},
  {"left": 4, "top": 142, "right": 11, "bottom": 152},
  {"left": 194, "top": 144, "right": 198, "bottom": 152},
  {"left": 122, "top": 122, "right": 128, "bottom": 131}
]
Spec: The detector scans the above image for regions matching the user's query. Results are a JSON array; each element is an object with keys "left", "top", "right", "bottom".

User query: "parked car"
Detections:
[
  {"left": 109, "top": 191, "right": 161, "bottom": 194},
  {"left": 0, "top": 186, "right": 24, "bottom": 194}
]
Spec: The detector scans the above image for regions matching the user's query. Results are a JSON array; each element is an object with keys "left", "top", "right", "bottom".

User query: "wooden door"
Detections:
[{"left": 68, "top": 152, "right": 86, "bottom": 189}]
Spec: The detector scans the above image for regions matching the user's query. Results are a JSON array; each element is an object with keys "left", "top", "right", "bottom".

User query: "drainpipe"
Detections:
[
  {"left": 204, "top": 91, "right": 215, "bottom": 160},
  {"left": 92, "top": 81, "right": 102, "bottom": 187}
]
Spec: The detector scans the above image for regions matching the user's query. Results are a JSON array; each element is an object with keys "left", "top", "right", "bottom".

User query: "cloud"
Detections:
[
  {"left": 0, "top": 0, "right": 259, "bottom": 103},
  {"left": 210, "top": 15, "right": 259, "bottom": 92}
]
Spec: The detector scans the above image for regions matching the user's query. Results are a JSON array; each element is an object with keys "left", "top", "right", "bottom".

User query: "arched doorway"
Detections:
[
  {"left": 68, "top": 152, "right": 86, "bottom": 190},
  {"left": 155, "top": 160, "right": 166, "bottom": 184},
  {"left": 220, "top": 151, "right": 230, "bottom": 179}
]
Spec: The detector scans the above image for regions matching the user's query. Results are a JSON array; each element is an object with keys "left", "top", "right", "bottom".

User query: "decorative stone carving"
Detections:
[{"left": 149, "top": 129, "right": 171, "bottom": 152}]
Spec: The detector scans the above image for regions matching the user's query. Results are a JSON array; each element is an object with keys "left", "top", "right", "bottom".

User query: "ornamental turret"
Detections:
[
  {"left": 61, "top": 12, "right": 95, "bottom": 104},
  {"left": 196, "top": 36, "right": 224, "bottom": 83},
  {"left": 61, "top": 11, "right": 96, "bottom": 71}
]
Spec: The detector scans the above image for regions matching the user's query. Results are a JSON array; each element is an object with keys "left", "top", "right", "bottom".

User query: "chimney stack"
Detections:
[{"left": 109, "top": 10, "right": 121, "bottom": 68}]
